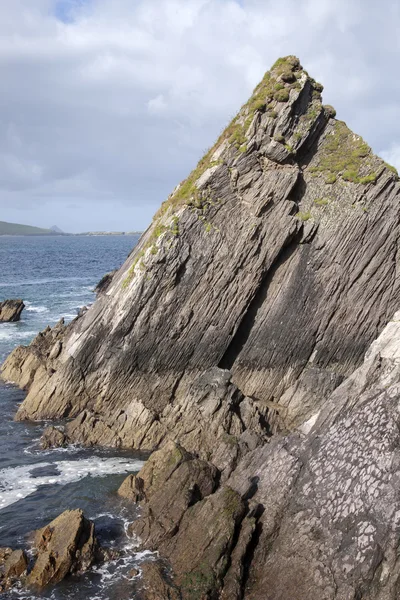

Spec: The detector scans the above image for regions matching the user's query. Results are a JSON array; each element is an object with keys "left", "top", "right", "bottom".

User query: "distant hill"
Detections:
[
  {"left": 50, "top": 225, "right": 65, "bottom": 234},
  {"left": 0, "top": 220, "right": 63, "bottom": 236}
]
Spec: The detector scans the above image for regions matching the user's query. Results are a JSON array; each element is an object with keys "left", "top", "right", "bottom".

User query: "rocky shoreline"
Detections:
[
  {"left": 2, "top": 56, "right": 400, "bottom": 598},
  {"left": 0, "top": 299, "right": 24, "bottom": 322}
]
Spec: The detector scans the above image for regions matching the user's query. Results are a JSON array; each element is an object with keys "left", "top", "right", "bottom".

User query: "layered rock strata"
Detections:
[
  {"left": 2, "top": 55, "right": 400, "bottom": 598},
  {"left": 0, "top": 299, "right": 24, "bottom": 322},
  {"left": 3, "top": 57, "right": 400, "bottom": 461},
  {"left": 122, "top": 313, "right": 400, "bottom": 599}
]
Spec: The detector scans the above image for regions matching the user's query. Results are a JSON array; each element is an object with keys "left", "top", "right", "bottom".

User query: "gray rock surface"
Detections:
[
  {"left": 3, "top": 57, "right": 399, "bottom": 455},
  {"left": 2, "top": 56, "right": 400, "bottom": 598},
  {"left": 0, "top": 299, "right": 24, "bottom": 322},
  {"left": 120, "top": 313, "right": 400, "bottom": 599}
]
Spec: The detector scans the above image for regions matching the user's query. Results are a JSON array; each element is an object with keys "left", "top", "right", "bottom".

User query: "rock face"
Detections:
[
  {"left": 0, "top": 299, "right": 24, "bottom": 322},
  {"left": 4, "top": 56, "right": 400, "bottom": 457},
  {"left": 28, "top": 509, "right": 98, "bottom": 588},
  {"left": 94, "top": 270, "right": 117, "bottom": 295},
  {"left": 120, "top": 312, "right": 400, "bottom": 599},
  {"left": 3, "top": 56, "right": 400, "bottom": 598}
]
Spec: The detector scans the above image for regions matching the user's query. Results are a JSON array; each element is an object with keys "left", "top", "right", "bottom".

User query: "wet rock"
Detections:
[
  {"left": 28, "top": 509, "right": 97, "bottom": 588},
  {"left": 40, "top": 425, "right": 67, "bottom": 449},
  {"left": 129, "top": 441, "right": 219, "bottom": 546},
  {"left": 139, "top": 562, "right": 180, "bottom": 600},
  {"left": 0, "top": 299, "right": 24, "bottom": 322},
  {"left": 4, "top": 549, "right": 28, "bottom": 578}
]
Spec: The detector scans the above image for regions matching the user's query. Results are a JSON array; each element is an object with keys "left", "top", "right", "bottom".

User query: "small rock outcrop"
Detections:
[
  {"left": 28, "top": 509, "right": 97, "bottom": 588},
  {"left": 2, "top": 318, "right": 66, "bottom": 389},
  {"left": 40, "top": 425, "right": 67, "bottom": 449},
  {"left": 94, "top": 270, "right": 117, "bottom": 295},
  {"left": 0, "top": 299, "right": 24, "bottom": 322},
  {"left": 4, "top": 549, "right": 28, "bottom": 579}
]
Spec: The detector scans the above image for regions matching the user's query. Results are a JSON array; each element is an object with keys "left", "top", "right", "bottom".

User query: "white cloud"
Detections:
[{"left": 0, "top": 0, "right": 399, "bottom": 231}]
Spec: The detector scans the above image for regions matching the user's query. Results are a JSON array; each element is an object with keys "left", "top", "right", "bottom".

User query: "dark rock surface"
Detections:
[
  {"left": 94, "top": 270, "right": 117, "bottom": 295},
  {"left": 0, "top": 299, "right": 24, "bottom": 322},
  {"left": 40, "top": 425, "right": 67, "bottom": 449}
]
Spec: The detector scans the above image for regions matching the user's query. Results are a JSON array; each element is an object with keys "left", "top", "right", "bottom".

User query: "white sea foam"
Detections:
[
  {"left": 24, "top": 302, "right": 49, "bottom": 313},
  {"left": 0, "top": 329, "right": 37, "bottom": 341},
  {"left": 0, "top": 456, "right": 145, "bottom": 510}
]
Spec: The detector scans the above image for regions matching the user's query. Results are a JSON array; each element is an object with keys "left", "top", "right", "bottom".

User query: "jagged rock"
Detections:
[
  {"left": 28, "top": 509, "right": 97, "bottom": 588},
  {"left": 0, "top": 299, "right": 24, "bottom": 322},
  {"left": 4, "top": 56, "right": 400, "bottom": 458},
  {"left": 3, "top": 55, "right": 400, "bottom": 599},
  {"left": 40, "top": 425, "right": 67, "bottom": 449},
  {"left": 0, "top": 548, "right": 12, "bottom": 564},
  {"left": 1, "top": 318, "right": 66, "bottom": 389},
  {"left": 128, "top": 441, "right": 219, "bottom": 546},
  {"left": 4, "top": 549, "right": 28, "bottom": 579},
  {"left": 118, "top": 473, "right": 145, "bottom": 502},
  {"left": 123, "top": 314, "right": 400, "bottom": 598},
  {"left": 138, "top": 562, "right": 181, "bottom": 600},
  {"left": 94, "top": 270, "right": 117, "bottom": 295}
]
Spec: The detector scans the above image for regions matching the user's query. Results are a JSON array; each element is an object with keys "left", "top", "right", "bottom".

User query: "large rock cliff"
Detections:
[{"left": 3, "top": 56, "right": 400, "bottom": 597}]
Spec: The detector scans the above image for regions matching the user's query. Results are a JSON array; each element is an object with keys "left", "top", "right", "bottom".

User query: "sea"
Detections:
[{"left": 0, "top": 235, "right": 153, "bottom": 599}]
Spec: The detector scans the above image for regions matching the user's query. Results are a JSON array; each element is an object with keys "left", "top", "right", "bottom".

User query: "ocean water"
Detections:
[{"left": 0, "top": 235, "right": 153, "bottom": 599}]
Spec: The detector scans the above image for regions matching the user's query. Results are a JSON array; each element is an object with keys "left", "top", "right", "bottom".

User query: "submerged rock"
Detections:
[
  {"left": 28, "top": 509, "right": 97, "bottom": 588},
  {"left": 0, "top": 299, "right": 24, "bottom": 322}
]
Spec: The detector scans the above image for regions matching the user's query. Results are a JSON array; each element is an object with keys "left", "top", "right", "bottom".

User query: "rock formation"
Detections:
[
  {"left": 2, "top": 56, "right": 400, "bottom": 598},
  {"left": 0, "top": 299, "right": 24, "bottom": 322},
  {"left": 28, "top": 509, "right": 98, "bottom": 588},
  {"left": 122, "top": 312, "right": 400, "bottom": 599}
]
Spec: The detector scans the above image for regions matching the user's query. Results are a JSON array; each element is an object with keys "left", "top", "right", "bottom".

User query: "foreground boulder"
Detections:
[
  {"left": 28, "top": 509, "right": 97, "bottom": 588},
  {"left": 0, "top": 299, "right": 24, "bottom": 322}
]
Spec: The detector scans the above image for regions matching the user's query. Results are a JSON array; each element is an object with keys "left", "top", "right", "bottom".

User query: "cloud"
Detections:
[{"left": 0, "top": 0, "right": 399, "bottom": 232}]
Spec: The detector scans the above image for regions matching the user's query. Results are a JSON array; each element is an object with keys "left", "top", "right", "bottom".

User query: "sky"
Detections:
[{"left": 0, "top": 0, "right": 399, "bottom": 233}]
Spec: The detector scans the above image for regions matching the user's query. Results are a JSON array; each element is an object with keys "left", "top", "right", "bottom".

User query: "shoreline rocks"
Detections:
[
  {"left": 28, "top": 509, "right": 97, "bottom": 588},
  {"left": 0, "top": 299, "right": 24, "bottom": 322}
]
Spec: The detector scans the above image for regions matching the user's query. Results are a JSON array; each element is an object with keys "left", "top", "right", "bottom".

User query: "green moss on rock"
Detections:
[{"left": 309, "top": 121, "right": 376, "bottom": 185}]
